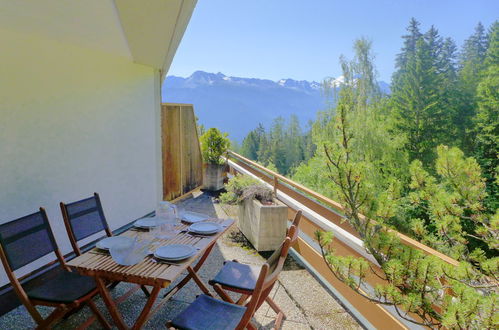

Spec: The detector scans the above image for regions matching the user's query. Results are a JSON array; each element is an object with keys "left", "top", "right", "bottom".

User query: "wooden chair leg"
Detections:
[
  {"left": 274, "top": 311, "right": 285, "bottom": 329},
  {"left": 236, "top": 294, "right": 249, "bottom": 305},
  {"left": 213, "top": 284, "right": 235, "bottom": 303},
  {"left": 35, "top": 306, "right": 70, "bottom": 330},
  {"left": 163, "top": 243, "right": 216, "bottom": 299},
  {"left": 63, "top": 303, "right": 85, "bottom": 319},
  {"left": 246, "top": 321, "right": 258, "bottom": 330},
  {"left": 187, "top": 266, "right": 212, "bottom": 296},
  {"left": 266, "top": 296, "right": 286, "bottom": 317},
  {"left": 87, "top": 300, "right": 111, "bottom": 329}
]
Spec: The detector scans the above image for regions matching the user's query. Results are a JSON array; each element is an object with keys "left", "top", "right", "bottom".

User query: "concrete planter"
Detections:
[
  {"left": 203, "top": 163, "right": 225, "bottom": 191},
  {"left": 238, "top": 198, "right": 288, "bottom": 251}
]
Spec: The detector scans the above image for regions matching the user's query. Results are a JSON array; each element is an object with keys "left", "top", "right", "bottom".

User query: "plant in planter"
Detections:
[
  {"left": 200, "top": 128, "right": 230, "bottom": 191},
  {"left": 220, "top": 175, "right": 288, "bottom": 251}
]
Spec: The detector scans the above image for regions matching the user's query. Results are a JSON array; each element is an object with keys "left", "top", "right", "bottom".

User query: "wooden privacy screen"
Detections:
[{"left": 161, "top": 103, "right": 203, "bottom": 201}]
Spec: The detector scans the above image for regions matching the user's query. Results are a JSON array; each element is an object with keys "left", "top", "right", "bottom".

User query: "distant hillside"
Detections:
[{"left": 162, "top": 71, "right": 389, "bottom": 141}]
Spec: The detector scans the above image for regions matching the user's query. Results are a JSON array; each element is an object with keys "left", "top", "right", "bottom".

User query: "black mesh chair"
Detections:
[
  {"left": 167, "top": 237, "right": 292, "bottom": 330},
  {"left": 0, "top": 208, "right": 110, "bottom": 329},
  {"left": 60, "top": 193, "right": 150, "bottom": 297},
  {"left": 208, "top": 210, "right": 302, "bottom": 329},
  {"left": 60, "top": 193, "right": 112, "bottom": 256}
]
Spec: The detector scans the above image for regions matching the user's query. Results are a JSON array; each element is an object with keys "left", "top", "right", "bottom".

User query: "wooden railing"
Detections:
[
  {"left": 227, "top": 151, "right": 458, "bottom": 266},
  {"left": 226, "top": 150, "right": 460, "bottom": 329}
]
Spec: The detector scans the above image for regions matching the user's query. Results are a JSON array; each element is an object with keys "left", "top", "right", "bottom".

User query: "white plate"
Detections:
[
  {"left": 180, "top": 211, "right": 210, "bottom": 223},
  {"left": 154, "top": 244, "right": 196, "bottom": 261},
  {"left": 96, "top": 236, "right": 133, "bottom": 251},
  {"left": 134, "top": 217, "right": 160, "bottom": 228},
  {"left": 188, "top": 222, "right": 222, "bottom": 235}
]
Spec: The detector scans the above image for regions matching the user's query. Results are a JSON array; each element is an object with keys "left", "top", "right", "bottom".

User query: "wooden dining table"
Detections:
[{"left": 67, "top": 217, "right": 235, "bottom": 330}]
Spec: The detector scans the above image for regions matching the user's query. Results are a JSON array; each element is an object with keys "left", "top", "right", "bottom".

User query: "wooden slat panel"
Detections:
[
  {"left": 162, "top": 104, "right": 181, "bottom": 200},
  {"left": 161, "top": 103, "right": 203, "bottom": 201},
  {"left": 179, "top": 104, "right": 203, "bottom": 195}
]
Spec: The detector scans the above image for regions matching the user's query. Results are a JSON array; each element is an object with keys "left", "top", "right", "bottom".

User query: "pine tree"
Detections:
[
  {"left": 283, "top": 115, "right": 304, "bottom": 174},
  {"left": 391, "top": 37, "right": 447, "bottom": 165},
  {"left": 456, "top": 22, "right": 490, "bottom": 153},
  {"left": 424, "top": 25, "right": 443, "bottom": 62},
  {"left": 475, "top": 21, "right": 499, "bottom": 210},
  {"left": 269, "top": 117, "right": 287, "bottom": 174},
  {"left": 395, "top": 18, "right": 423, "bottom": 73},
  {"left": 256, "top": 124, "right": 271, "bottom": 164},
  {"left": 241, "top": 129, "right": 260, "bottom": 160},
  {"left": 439, "top": 37, "right": 461, "bottom": 142}
]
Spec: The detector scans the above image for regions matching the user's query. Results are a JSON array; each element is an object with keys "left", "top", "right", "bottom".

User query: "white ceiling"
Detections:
[
  {"left": 0, "top": 0, "right": 132, "bottom": 59},
  {"left": 0, "top": 0, "right": 196, "bottom": 74}
]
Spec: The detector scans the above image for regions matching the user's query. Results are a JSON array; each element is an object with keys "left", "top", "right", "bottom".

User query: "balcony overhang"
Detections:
[{"left": 0, "top": 0, "right": 196, "bottom": 79}]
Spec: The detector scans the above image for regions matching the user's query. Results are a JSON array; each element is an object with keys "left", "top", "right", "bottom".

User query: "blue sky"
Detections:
[{"left": 168, "top": 0, "right": 498, "bottom": 83}]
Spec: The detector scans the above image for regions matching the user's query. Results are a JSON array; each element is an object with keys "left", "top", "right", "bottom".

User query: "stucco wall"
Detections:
[{"left": 0, "top": 28, "right": 162, "bottom": 285}]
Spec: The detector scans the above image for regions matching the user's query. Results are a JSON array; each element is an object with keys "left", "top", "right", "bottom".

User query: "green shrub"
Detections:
[
  {"left": 200, "top": 128, "right": 230, "bottom": 165},
  {"left": 220, "top": 175, "right": 274, "bottom": 205}
]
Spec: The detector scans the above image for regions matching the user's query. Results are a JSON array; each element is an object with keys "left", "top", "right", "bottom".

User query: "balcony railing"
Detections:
[{"left": 226, "top": 150, "right": 461, "bottom": 329}]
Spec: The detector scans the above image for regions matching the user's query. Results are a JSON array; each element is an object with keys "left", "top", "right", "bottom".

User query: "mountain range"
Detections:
[{"left": 162, "top": 71, "right": 389, "bottom": 141}]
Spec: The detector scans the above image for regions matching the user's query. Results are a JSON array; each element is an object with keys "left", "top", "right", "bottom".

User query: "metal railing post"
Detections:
[{"left": 273, "top": 175, "right": 278, "bottom": 196}]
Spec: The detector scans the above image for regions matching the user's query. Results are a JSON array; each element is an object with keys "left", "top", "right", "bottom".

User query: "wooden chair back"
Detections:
[
  {"left": 0, "top": 208, "right": 67, "bottom": 324},
  {"left": 60, "top": 192, "right": 112, "bottom": 255},
  {"left": 288, "top": 210, "right": 302, "bottom": 243}
]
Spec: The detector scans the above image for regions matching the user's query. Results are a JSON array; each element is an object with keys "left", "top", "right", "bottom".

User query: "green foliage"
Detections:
[
  {"left": 390, "top": 27, "right": 453, "bottom": 165},
  {"left": 295, "top": 38, "right": 408, "bottom": 226},
  {"left": 230, "top": 21, "right": 499, "bottom": 327},
  {"left": 219, "top": 175, "right": 274, "bottom": 205},
  {"left": 263, "top": 161, "right": 279, "bottom": 174},
  {"left": 475, "top": 21, "right": 499, "bottom": 210},
  {"left": 455, "top": 22, "right": 490, "bottom": 154},
  {"left": 407, "top": 146, "right": 498, "bottom": 260},
  {"left": 239, "top": 117, "right": 314, "bottom": 176},
  {"left": 200, "top": 128, "right": 230, "bottom": 165},
  {"left": 310, "top": 33, "right": 498, "bottom": 328},
  {"left": 317, "top": 95, "right": 498, "bottom": 328}
]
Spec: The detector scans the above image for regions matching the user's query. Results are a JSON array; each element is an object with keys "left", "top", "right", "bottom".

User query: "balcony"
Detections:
[
  {"left": 1, "top": 149, "right": 461, "bottom": 329},
  {"left": 0, "top": 96, "right": 471, "bottom": 329}
]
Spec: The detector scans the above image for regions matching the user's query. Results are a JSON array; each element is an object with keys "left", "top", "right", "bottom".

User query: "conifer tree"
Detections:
[
  {"left": 391, "top": 36, "right": 447, "bottom": 165},
  {"left": 395, "top": 18, "right": 423, "bottom": 74},
  {"left": 456, "top": 22, "right": 490, "bottom": 153},
  {"left": 474, "top": 21, "right": 499, "bottom": 210},
  {"left": 241, "top": 129, "right": 260, "bottom": 160}
]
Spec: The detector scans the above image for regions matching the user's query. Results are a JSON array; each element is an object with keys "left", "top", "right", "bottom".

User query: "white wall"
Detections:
[{"left": 0, "top": 28, "right": 162, "bottom": 285}]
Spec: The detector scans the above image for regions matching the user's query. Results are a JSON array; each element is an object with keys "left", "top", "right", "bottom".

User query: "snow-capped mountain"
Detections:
[{"left": 162, "top": 71, "right": 389, "bottom": 141}]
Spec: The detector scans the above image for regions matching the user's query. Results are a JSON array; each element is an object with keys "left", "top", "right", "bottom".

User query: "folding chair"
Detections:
[
  {"left": 60, "top": 192, "right": 150, "bottom": 297},
  {"left": 0, "top": 208, "right": 110, "bottom": 329},
  {"left": 167, "top": 237, "right": 292, "bottom": 330},
  {"left": 208, "top": 210, "right": 302, "bottom": 329}
]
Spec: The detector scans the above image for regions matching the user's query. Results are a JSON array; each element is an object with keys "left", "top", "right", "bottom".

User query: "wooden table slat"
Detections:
[{"left": 69, "top": 218, "right": 234, "bottom": 286}]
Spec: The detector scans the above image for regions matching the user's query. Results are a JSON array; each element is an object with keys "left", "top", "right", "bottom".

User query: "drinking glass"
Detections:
[{"left": 154, "top": 202, "right": 179, "bottom": 239}]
